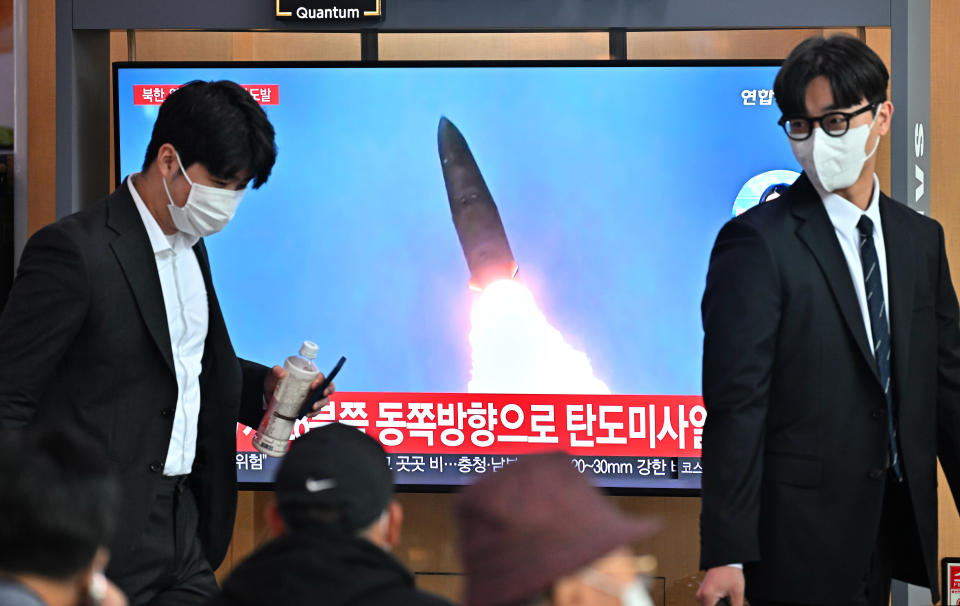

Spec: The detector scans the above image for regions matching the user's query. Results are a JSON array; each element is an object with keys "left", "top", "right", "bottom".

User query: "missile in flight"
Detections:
[{"left": 437, "top": 116, "right": 519, "bottom": 291}]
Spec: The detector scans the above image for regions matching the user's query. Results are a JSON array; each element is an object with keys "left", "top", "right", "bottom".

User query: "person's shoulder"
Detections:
[
  {"left": 734, "top": 175, "right": 817, "bottom": 232},
  {"left": 33, "top": 193, "right": 110, "bottom": 235},
  {"left": 879, "top": 192, "right": 946, "bottom": 251},
  {"left": 0, "top": 581, "right": 47, "bottom": 606},
  {"left": 712, "top": 197, "right": 791, "bottom": 253},
  {"left": 392, "top": 587, "right": 456, "bottom": 606},
  {"left": 362, "top": 584, "right": 455, "bottom": 606},
  {"left": 27, "top": 189, "right": 125, "bottom": 252},
  {"left": 409, "top": 588, "right": 456, "bottom": 606},
  {"left": 732, "top": 195, "right": 791, "bottom": 231},
  {"left": 204, "top": 591, "right": 241, "bottom": 606},
  {"left": 881, "top": 192, "right": 936, "bottom": 226}
]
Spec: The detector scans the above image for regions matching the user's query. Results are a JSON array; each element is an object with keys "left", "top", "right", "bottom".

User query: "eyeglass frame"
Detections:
[{"left": 777, "top": 102, "right": 880, "bottom": 141}]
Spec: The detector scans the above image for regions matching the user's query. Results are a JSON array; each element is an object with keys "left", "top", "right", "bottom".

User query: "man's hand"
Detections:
[
  {"left": 264, "top": 366, "right": 336, "bottom": 418},
  {"left": 697, "top": 566, "right": 744, "bottom": 606}
]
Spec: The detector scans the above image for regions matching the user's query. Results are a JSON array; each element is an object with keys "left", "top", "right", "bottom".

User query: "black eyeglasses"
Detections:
[{"left": 778, "top": 103, "right": 877, "bottom": 141}]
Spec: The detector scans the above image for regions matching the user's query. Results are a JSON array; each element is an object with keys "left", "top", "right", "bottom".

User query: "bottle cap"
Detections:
[{"left": 300, "top": 341, "right": 318, "bottom": 359}]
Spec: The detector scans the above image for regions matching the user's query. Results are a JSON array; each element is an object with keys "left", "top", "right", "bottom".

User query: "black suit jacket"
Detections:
[
  {"left": 0, "top": 185, "right": 267, "bottom": 569},
  {"left": 700, "top": 173, "right": 960, "bottom": 603}
]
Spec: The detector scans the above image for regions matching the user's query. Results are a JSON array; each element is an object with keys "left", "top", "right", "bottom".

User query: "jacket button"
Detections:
[
  {"left": 149, "top": 461, "right": 164, "bottom": 473},
  {"left": 161, "top": 408, "right": 175, "bottom": 418},
  {"left": 872, "top": 409, "right": 885, "bottom": 420},
  {"left": 868, "top": 469, "right": 884, "bottom": 480}
]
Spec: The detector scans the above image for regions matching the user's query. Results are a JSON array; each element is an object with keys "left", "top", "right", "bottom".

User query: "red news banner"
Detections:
[
  {"left": 134, "top": 85, "right": 279, "bottom": 105},
  {"left": 237, "top": 393, "right": 705, "bottom": 458}
]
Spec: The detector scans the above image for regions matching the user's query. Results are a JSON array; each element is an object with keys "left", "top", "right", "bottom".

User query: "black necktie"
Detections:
[{"left": 857, "top": 215, "right": 902, "bottom": 482}]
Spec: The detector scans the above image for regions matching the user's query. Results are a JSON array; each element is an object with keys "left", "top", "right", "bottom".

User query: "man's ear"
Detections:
[
  {"left": 386, "top": 500, "right": 403, "bottom": 549},
  {"left": 91, "top": 546, "right": 110, "bottom": 573},
  {"left": 155, "top": 143, "right": 180, "bottom": 180},
  {"left": 265, "top": 501, "right": 287, "bottom": 538},
  {"left": 876, "top": 100, "right": 894, "bottom": 137}
]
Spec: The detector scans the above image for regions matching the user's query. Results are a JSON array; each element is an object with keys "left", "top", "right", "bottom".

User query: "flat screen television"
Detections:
[{"left": 114, "top": 60, "right": 799, "bottom": 492}]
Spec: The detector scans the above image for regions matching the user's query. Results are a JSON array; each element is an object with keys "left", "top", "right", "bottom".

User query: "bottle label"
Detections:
[
  {"left": 253, "top": 431, "right": 289, "bottom": 457},
  {"left": 272, "top": 376, "right": 312, "bottom": 417},
  {"left": 252, "top": 353, "right": 320, "bottom": 458}
]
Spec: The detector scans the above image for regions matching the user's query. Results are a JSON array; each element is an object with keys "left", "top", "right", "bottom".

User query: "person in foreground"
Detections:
[
  {"left": 208, "top": 422, "right": 452, "bottom": 606},
  {"left": 0, "top": 426, "right": 127, "bottom": 606},
  {"left": 0, "top": 80, "right": 334, "bottom": 605},
  {"left": 698, "top": 34, "right": 960, "bottom": 606},
  {"left": 456, "top": 452, "right": 659, "bottom": 606}
]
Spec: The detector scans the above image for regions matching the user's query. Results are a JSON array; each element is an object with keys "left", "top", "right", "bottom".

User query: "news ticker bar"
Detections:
[{"left": 237, "top": 451, "right": 703, "bottom": 489}]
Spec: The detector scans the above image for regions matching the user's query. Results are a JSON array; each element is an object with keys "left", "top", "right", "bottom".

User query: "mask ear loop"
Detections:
[
  {"left": 173, "top": 150, "right": 195, "bottom": 187},
  {"left": 864, "top": 105, "right": 883, "bottom": 161},
  {"left": 162, "top": 148, "right": 192, "bottom": 206}
]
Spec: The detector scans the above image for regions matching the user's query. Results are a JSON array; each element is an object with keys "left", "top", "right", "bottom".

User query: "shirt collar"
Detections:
[
  {"left": 127, "top": 174, "right": 200, "bottom": 252},
  {"left": 815, "top": 173, "right": 882, "bottom": 236}
]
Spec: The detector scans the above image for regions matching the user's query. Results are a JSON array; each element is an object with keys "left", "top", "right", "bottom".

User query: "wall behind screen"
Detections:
[
  {"left": 101, "top": 27, "right": 899, "bottom": 606},
  {"left": 933, "top": 2, "right": 960, "bottom": 593}
]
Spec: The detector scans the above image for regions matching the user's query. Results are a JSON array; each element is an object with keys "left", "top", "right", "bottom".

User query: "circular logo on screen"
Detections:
[{"left": 732, "top": 170, "right": 801, "bottom": 217}]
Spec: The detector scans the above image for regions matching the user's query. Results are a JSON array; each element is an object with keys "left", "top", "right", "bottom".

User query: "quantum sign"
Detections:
[{"left": 275, "top": 0, "right": 382, "bottom": 21}]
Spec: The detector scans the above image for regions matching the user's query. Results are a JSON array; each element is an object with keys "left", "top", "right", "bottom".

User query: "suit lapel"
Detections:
[
  {"left": 790, "top": 174, "right": 880, "bottom": 383},
  {"left": 879, "top": 194, "right": 915, "bottom": 406},
  {"left": 106, "top": 184, "right": 175, "bottom": 374},
  {"left": 193, "top": 239, "right": 214, "bottom": 305},
  {"left": 193, "top": 239, "right": 231, "bottom": 368}
]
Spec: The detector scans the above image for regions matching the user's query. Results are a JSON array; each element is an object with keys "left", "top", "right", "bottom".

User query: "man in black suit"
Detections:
[
  {"left": 0, "top": 81, "right": 334, "bottom": 606},
  {"left": 697, "top": 35, "right": 960, "bottom": 606}
]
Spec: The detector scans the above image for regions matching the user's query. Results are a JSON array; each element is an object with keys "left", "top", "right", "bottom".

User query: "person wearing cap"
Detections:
[
  {"left": 207, "top": 423, "right": 453, "bottom": 606},
  {"left": 456, "top": 452, "right": 659, "bottom": 606}
]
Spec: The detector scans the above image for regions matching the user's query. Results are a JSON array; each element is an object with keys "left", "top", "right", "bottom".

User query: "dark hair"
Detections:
[
  {"left": 278, "top": 504, "right": 346, "bottom": 531},
  {"left": 278, "top": 504, "right": 388, "bottom": 538},
  {"left": 142, "top": 80, "right": 277, "bottom": 189},
  {"left": 774, "top": 35, "right": 889, "bottom": 118},
  {"left": 0, "top": 426, "right": 118, "bottom": 580}
]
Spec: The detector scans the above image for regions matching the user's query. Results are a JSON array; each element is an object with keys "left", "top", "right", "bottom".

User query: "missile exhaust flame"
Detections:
[{"left": 467, "top": 280, "right": 611, "bottom": 395}]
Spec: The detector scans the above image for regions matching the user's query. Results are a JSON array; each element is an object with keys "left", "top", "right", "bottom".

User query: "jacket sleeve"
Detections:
[
  {"left": 238, "top": 358, "right": 269, "bottom": 429},
  {"left": 699, "top": 218, "right": 780, "bottom": 569},
  {"left": 0, "top": 223, "right": 90, "bottom": 427},
  {"left": 933, "top": 222, "right": 960, "bottom": 508}
]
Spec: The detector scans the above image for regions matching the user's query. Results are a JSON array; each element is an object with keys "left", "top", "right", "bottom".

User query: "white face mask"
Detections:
[
  {"left": 581, "top": 570, "right": 654, "bottom": 606},
  {"left": 617, "top": 580, "right": 654, "bottom": 606},
  {"left": 789, "top": 109, "right": 881, "bottom": 193},
  {"left": 162, "top": 150, "right": 245, "bottom": 238},
  {"left": 85, "top": 571, "right": 107, "bottom": 606}
]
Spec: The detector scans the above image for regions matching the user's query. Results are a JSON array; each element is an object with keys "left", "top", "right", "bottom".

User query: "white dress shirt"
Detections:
[
  {"left": 128, "top": 175, "right": 209, "bottom": 476},
  {"left": 724, "top": 174, "right": 888, "bottom": 571}
]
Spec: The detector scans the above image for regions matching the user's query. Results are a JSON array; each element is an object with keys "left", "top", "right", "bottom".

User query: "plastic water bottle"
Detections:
[{"left": 253, "top": 341, "right": 320, "bottom": 457}]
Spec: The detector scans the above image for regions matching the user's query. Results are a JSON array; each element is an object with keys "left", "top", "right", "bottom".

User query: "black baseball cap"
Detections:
[{"left": 274, "top": 423, "right": 394, "bottom": 532}]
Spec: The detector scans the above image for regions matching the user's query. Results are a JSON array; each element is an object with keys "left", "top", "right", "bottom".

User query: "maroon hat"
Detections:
[{"left": 456, "top": 452, "right": 659, "bottom": 606}]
